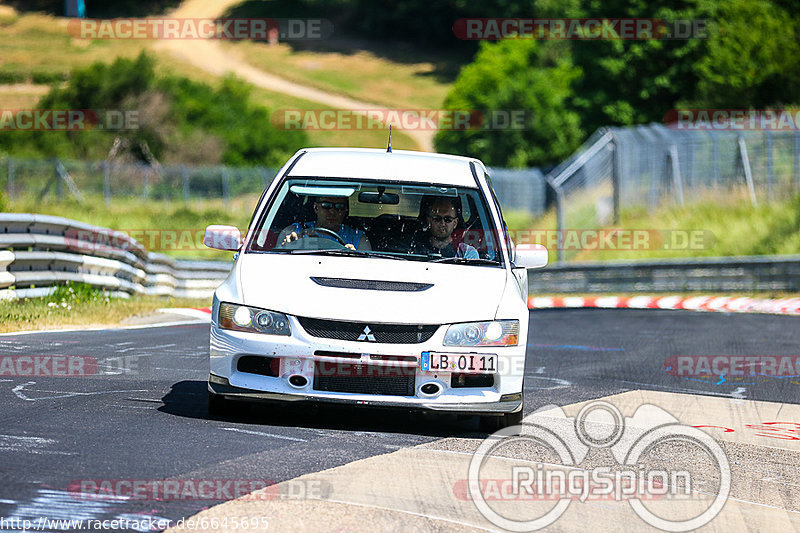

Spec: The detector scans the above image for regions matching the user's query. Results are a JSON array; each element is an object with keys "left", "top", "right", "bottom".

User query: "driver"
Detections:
[
  {"left": 277, "top": 196, "right": 371, "bottom": 250},
  {"left": 411, "top": 196, "right": 478, "bottom": 258}
]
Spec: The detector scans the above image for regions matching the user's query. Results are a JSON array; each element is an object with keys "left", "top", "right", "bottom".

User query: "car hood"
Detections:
[{"left": 237, "top": 254, "right": 508, "bottom": 324}]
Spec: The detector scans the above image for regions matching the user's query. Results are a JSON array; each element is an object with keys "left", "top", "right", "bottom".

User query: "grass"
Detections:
[
  {"left": 4, "top": 194, "right": 252, "bottom": 259},
  {"left": 0, "top": 282, "right": 209, "bottom": 333},
  {"left": 221, "top": 40, "right": 453, "bottom": 110},
  {"left": 6, "top": 187, "right": 798, "bottom": 262},
  {"left": 516, "top": 189, "right": 800, "bottom": 263},
  {"left": 246, "top": 85, "right": 419, "bottom": 151},
  {"left": 0, "top": 85, "right": 49, "bottom": 108},
  {"left": 0, "top": 10, "right": 146, "bottom": 83},
  {"left": 0, "top": 7, "right": 433, "bottom": 151}
]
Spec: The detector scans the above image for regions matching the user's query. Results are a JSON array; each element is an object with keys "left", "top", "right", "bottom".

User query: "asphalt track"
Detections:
[{"left": 0, "top": 309, "right": 798, "bottom": 532}]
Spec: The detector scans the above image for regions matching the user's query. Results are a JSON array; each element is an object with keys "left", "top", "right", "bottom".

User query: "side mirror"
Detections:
[
  {"left": 204, "top": 225, "right": 241, "bottom": 251},
  {"left": 514, "top": 243, "right": 548, "bottom": 269}
]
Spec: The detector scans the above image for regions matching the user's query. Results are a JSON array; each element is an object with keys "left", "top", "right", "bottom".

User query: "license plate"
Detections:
[{"left": 420, "top": 352, "right": 497, "bottom": 374}]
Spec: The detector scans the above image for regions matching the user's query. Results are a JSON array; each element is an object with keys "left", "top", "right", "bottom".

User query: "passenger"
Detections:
[
  {"left": 277, "top": 196, "right": 371, "bottom": 250},
  {"left": 411, "top": 196, "right": 479, "bottom": 258}
]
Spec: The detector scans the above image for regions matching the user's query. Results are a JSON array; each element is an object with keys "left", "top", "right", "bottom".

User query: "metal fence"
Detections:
[
  {"left": 4, "top": 123, "right": 800, "bottom": 255},
  {"left": 1, "top": 157, "right": 278, "bottom": 205},
  {"left": 546, "top": 124, "right": 800, "bottom": 261},
  {"left": 0, "top": 156, "right": 549, "bottom": 215}
]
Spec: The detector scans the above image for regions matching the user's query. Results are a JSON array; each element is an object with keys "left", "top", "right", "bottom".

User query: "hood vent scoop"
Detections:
[{"left": 310, "top": 277, "right": 432, "bottom": 292}]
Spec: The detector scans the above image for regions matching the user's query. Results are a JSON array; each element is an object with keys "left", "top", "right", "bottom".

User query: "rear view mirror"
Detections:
[
  {"left": 514, "top": 243, "right": 548, "bottom": 269},
  {"left": 204, "top": 225, "right": 241, "bottom": 251},
  {"left": 358, "top": 191, "right": 399, "bottom": 204}
]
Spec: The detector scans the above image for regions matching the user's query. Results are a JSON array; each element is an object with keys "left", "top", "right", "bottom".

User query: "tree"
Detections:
[
  {"left": 435, "top": 39, "right": 583, "bottom": 167},
  {"left": 690, "top": 0, "right": 800, "bottom": 108}
]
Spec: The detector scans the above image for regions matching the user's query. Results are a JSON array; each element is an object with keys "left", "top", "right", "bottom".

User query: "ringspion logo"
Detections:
[{"left": 465, "top": 401, "right": 730, "bottom": 531}]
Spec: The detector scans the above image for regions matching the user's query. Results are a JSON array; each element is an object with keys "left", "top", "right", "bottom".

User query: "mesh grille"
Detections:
[
  {"left": 310, "top": 277, "right": 432, "bottom": 292},
  {"left": 313, "top": 362, "right": 416, "bottom": 396},
  {"left": 298, "top": 317, "right": 438, "bottom": 344}
]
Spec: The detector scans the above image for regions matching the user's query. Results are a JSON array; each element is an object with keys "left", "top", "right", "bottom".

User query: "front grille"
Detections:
[
  {"left": 298, "top": 317, "right": 438, "bottom": 344},
  {"left": 310, "top": 277, "right": 433, "bottom": 292},
  {"left": 313, "top": 362, "right": 416, "bottom": 396},
  {"left": 314, "top": 350, "right": 361, "bottom": 359}
]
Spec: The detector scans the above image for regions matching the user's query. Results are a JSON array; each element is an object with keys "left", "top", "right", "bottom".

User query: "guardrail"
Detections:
[
  {"left": 528, "top": 255, "right": 800, "bottom": 293},
  {"left": 3, "top": 213, "right": 797, "bottom": 300},
  {"left": 0, "top": 214, "right": 231, "bottom": 300}
]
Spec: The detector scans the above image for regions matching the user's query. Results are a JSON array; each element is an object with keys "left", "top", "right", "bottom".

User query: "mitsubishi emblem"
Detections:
[{"left": 357, "top": 325, "right": 376, "bottom": 342}]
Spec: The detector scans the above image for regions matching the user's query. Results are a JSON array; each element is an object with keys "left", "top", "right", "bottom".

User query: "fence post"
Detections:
[
  {"left": 182, "top": 165, "right": 190, "bottom": 204},
  {"left": 737, "top": 135, "right": 757, "bottom": 206},
  {"left": 6, "top": 157, "right": 14, "bottom": 199},
  {"left": 141, "top": 165, "right": 149, "bottom": 200},
  {"left": 222, "top": 167, "right": 230, "bottom": 206},
  {"left": 260, "top": 166, "right": 270, "bottom": 189},
  {"left": 102, "top": 162, "right": 110, "bottom": 206},
  {"left": 711, "top": 132, "right": 719, "bottom": 187},
  {"left": 666, "top": 145, "right": 684, "bottom": 206},
  {"left": 610, "top": 136, "right": 620, "bottom": 224},
  {"left": 766, "top": 131, "right": 774, "bottom": 201},
  {"left": 55, "top": 160, "right": 63, "bottom": 199},
  {"left": 545, "top": 179, "right": 565, "bottom": 264},
  {"left": 794, "top": 131, "right": 799, "bottom": 191}
]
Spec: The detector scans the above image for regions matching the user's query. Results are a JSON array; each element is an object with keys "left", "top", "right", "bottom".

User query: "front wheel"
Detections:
[
  {"left": 208, "top": 390, "right": 233, "bottom": 416},
  {"left": 479, "top": 410, "right": 523, "bottom": 433}
]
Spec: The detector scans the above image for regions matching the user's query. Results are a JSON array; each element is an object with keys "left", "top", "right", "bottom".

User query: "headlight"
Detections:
[
  {"left": 443, "top": 320, "right": 519, "bottom": 346},
  {"left": 219, "top": 303, "right": 291, "bottom": 336}
]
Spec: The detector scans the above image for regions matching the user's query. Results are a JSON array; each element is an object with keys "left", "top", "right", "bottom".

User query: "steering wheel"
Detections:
[{"left": 282, "top": 226, "right": 347, "bottom": 247}]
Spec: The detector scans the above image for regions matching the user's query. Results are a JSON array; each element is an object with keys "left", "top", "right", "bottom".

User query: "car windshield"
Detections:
[{"left": 246, "top": 178, "right": 504, "bottom": 265}]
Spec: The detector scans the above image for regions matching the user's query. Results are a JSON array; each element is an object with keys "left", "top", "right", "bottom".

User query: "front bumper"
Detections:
[
  {"left": 209, "top": 314, "right": 526, "bottom": 415},
  {"left": 209, "top": 374, "right": 523, "bottom": 414}
]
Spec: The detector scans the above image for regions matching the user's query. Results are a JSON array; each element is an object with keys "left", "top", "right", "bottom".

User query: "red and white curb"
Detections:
[
  {"left": 157, "top": 307, "right": 212, "bottom": 321},
  {"left": 163, "top": 300, "right": 800, "bottom": 320},
  {"left": 528, "top": 295, "right": 800, "bottom": 316}
]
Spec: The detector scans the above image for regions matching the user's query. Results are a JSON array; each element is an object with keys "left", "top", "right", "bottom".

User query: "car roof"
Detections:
[{"left": 286, "top": 148, "right": 485, "bottom": 188}]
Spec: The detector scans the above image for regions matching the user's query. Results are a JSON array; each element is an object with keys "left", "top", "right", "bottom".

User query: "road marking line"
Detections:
[
  {"left": 220, "top": 427, "right": 308, "bottom": 442},
  {"left": 0, "top": 320, "right": 206, "bottom": 337},
  {"left": 11, "top": 382, "right": 148, "bottom": 402}
]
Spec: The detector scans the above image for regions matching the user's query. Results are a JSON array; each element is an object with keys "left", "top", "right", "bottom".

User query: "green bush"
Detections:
[{"left": 1, "top": 52, "right": 307, "bottom": 166}]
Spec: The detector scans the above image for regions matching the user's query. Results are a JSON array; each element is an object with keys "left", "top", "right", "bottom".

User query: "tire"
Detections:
[
  {"left": 208, "top": 390, "right": 232, "bottom": 416},
  {"left": 479, "top": 410, "right": 523, "bottom": 433}
]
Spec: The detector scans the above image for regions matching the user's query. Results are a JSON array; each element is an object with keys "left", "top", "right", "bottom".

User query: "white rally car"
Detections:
[{"left": 203, "top": 147, "right": 547, "bottom": 429}]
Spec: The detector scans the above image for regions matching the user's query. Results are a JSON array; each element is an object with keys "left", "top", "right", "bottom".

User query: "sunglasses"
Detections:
[
  {"left": 317, "top": 201, "right": 347, "bottom": 211},
  {"left": 428, "top": 215, "right": 457, "bottom": 224}
]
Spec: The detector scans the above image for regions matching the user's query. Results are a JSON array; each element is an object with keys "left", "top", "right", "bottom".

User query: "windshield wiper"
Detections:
[
  {"left": 430, "top": 256, "right": 501, "bottom": 265},
  {"left": 287, "top": 249, "right": 409, "bottom": 260}
]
